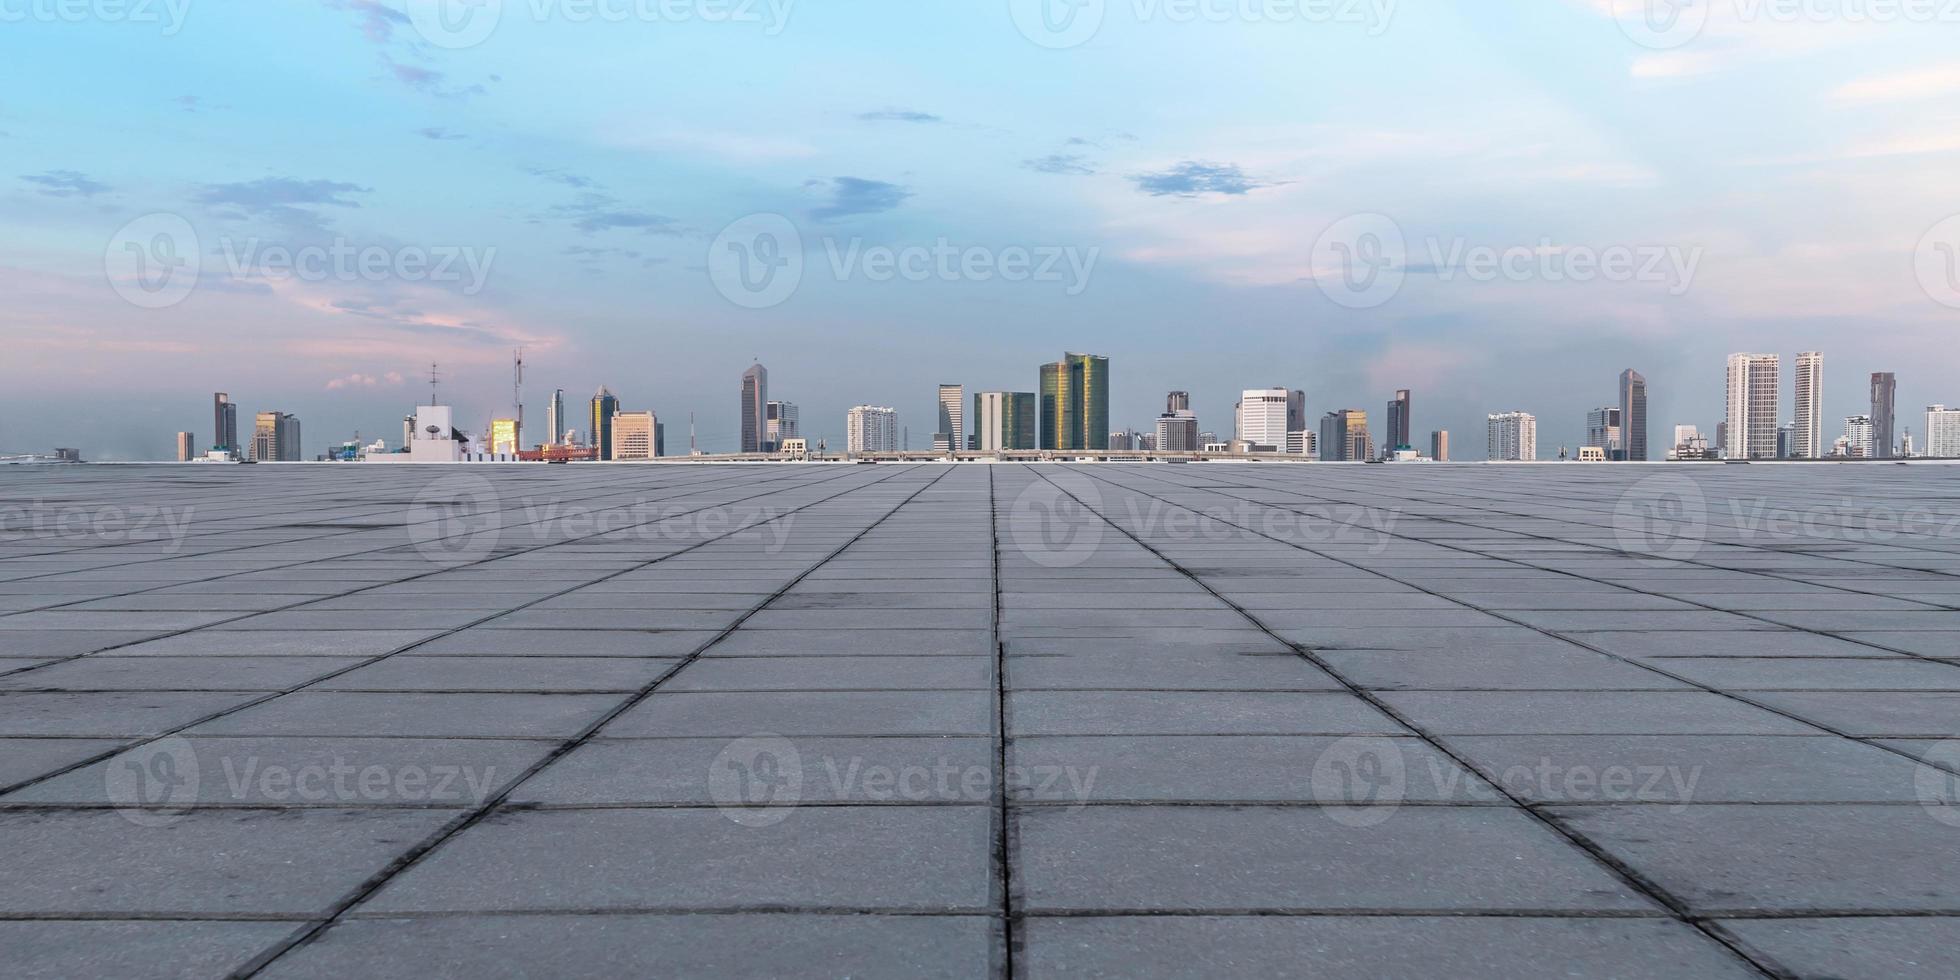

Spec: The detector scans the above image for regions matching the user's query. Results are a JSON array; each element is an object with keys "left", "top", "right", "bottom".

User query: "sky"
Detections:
[{"left": 3, "top": 0, "right": 1958, "bottom": 460}]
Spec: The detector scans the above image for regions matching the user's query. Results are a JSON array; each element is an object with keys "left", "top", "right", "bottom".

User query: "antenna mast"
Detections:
[
  {"left": 689, "top": 412, "right": 698, "bottom": 454},
  {"left": 512, "top": 348, "right": 525, "bottom": 442},
  {"left": 428, "top": 363, "right": 441, "bottom": 406}
]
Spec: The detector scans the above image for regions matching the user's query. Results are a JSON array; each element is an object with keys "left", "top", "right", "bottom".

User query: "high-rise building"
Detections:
[
  {"left": 175, "top": 432, "right": 194, "bottom": 462},
  {"left": 1926, "top": 405, "right": 1960, "bottom": 457},
  {"left": 1715, "top": 421, "right": 1729, "bottom": 456},
  {"left": 740, "top": 363, "right": 768, "bottom": 453},
  {"left": 490, "top": 418, "right": 520, "bottom": 455},
  {"left": 1318, "top": 410, "right": 1371, "bottom": 462},
  {"left": 1430, "top": 430, "right": 1449, "bottom": 462},
  {"left": 1038, "top": 352, "right": 1109, "bottom": 451},
  {"left": 935, "top": 385, "right": 965, "bottom": 453},
  {"left": 1843, "top": 415, "right": 1874, "bottom": 458},
  {"left": 1286, "top": 430, "right": 1314, "bottom": 456},
  {"left": 1287, "top": 389, "right": 1307, "bottom": 437},
  {"left": 545, "top": 388, "right": 566, "bottom": 446},
  {"left": 1585, "top": 407, "right": 1621, "bottom": 457},
  {"left": 611, "top": 411, "right": 659, "bottom": 460},
  {"left": 972, "top": 391, "right": 1037, "bottom": 451},
  {"left": 1792, "top": 352, "right": 1822, "bottom": 459},
  {"left": 1871, "top": 372, "right": 1897, "bottom": 459},
  {"left": 1166, "top": 390, "right": 1191, "bottom": 414},
  {"left": 1385, "top": 389, "right": 1412, "bottom": 453},
  {"left": 590, "top": 386, "right": 619, "bottom": 461},
  {"left": 765, "top": 400, "right": 799, "bottom": 452},
  {"left": 1236, "top": 388, "right": 1291, "bottom": 452},
  {"left": 1108, "top": 431, "right": 1135, "bottom": 451},
  {"left": 847, "top": 405, "right": 899, "bottom": 453},
  {"left": 1724, "top": 353, "right": 1780, "bottom": 460},
  {"left": 1618, "top": 369, "right": 1648, "bottom": 461},
  {"left": 1486, "top": 412, "right": 1537, "bottom": 461},
  {"left": 212, "top": 393, "right": 238, "bottom": 455},
  {"left": 1776, "top": 423, "right": 1794, "bottom": 460},
  {"left": 251, "top": 411, "right": 301, "bottom": 462},
  {"left": 1156, "top": 409, "right": 1199, "bottom": 453}
]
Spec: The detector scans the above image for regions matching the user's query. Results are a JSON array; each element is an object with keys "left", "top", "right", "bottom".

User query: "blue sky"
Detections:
[{"left": 3, "top": 0, "right": 1958, "bottom": 458}]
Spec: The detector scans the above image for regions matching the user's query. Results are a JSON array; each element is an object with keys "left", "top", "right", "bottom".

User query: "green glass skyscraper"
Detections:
[
  {"left": 591, "top": 386, "right": 618, "bottom": 460},
  {"left": 1039, "top": 352, "right": 1110, "bottom": 451}
]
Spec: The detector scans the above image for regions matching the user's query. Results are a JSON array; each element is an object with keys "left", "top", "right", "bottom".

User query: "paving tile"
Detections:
[
  {"left": 0, "top": 920, "right": 305, "bottom": 980},
  {"left": 1441, "top": 734, "right": 1931, "bottom": 803},
  {"left": 1009, "top": 691, "right": 1408, "bottom": 736},
  {"left": 1009, "top": 735, "right": 1490, "bottom": 803},
  {"left": 1379, "top": 691, "right": 1824, "bottom": 735},
  {"left": 605, "top": 691, "right": 994, "bottom": 737},
  {"left": 106, "top": 630, "right": 442, "bottom": 658},
  {"left": 185, "top": 692, "right": 622, "bottom": 738},
  {"left": 0, "top": 656, "right": 364, "bottom": 691},
  {"left": 1319, "top": 649, "right": 1688, "bottom": 691},
  {"left": 0, "top": 737, "right": 128, "bottom": 787},
  {"left": 313, "top": 656, "right": 677, "bottom": 692},
  {"left": 1648, "top": 657, "right": 1960, "bottom": 690},
  {"left": 512, "top": 736, "right": 996, "bottom": 805},
  {"left": 0, "top": 691, "right": 256, "bottom": 737},
  {"left": 403, "top": 629, "right": 716, "bottom": 657},
  {"left": 665, "top": 656, "right": 993, "bottom": 690},
  {"left": 1716, "top": 916, "right": 1960, "bottom": 980},
  {"left": 1742, "top": 691, "right": 1960, "bottom": 736}
]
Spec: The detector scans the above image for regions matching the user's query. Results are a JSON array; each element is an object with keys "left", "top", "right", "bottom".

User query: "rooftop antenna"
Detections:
[
  {"left": 427, "top": 363, "right": 441, "bottom": 407},
  {"left": 512, "top": 348, "right": 525, "bottom": 441}
]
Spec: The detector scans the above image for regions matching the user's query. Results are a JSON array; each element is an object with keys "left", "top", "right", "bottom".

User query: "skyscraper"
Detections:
[
  {"left": 1039, "top": 353, "right": 1109, "bottom": 451},
  {"left": 1871, "top": 372, "right": 1897, "bottom": 459},
  {"left": 590, "top": 386, "right": 619, "bottom": 461},
  {"left": 1236, "top": 388, "right": 1290, "bottom": 451},
  {"left": 1430, "top": 430, "right": 1449, "bottom": 462},
  {"left": 1724, "top": 353, "right": 1780, "bottom": 460},
  {"left": 1618, "top": 369, "right": 1647, "bottom": 461},
  {"left": 1157, "top": 409, "right": 1199, "bottom": 452},
  {"left": 1792, "top": 352, "right": 1822, "bottom": 459},
  {"left": 545, "top": 388, "right": 566, "bottom": 446},
  {"left": 972, "top": 391, "right": 1037, "bottom": 451},
  {"left": 1926, "top": 405, "right": 1960, "bottom": 458},
  {"left": 175, "top": 432, "right": 194, "bottom": 462},
  {"left": 846, "top": 405, "right": 899, "bottom": 453},
  {"left": 1585, "top": 407, "right": 1621, "bottom": 456},
  {"left": 936, "top": 385, "right": 965, "bottom": 452},
  {"left": 740, "top": 363, "right": 768, "bottom": 453},
  {"left": 611, "top": 411, "right": 659, "bottom": 460},
  {"left": 1385, "top": 389, "right": 1412, "bottom": 453},
  {"left": 1318, "top": 410, "right": 1371, "bottom": 462},
  {"left": 1166, "top": 390, "right": 1191, "bottom": 414},
  {"left": 212, "top": 392, "right": 238, "bottom": 455},
  {"left": 766, "top": 400, "right": 799, "bottom": 452},
  {"left": 251, "top": 412, "right": 301, "bottom": 462},
  {"left": 490, "top": 418, "right": 520, "bottom": 455},
  {"left": 1486, "top": 412, "right": 1537, "bottom": 461}
]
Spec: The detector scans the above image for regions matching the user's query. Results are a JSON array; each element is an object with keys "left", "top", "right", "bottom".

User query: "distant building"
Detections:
[
  {"left": 212, "top": 393, "right": 239, "bottom": 455},
  {"left": 1585, "top": 407, "right": 1621, "bottom": 459},
  {"left": 1842, "top": 415, "right": 1874, "bottom": 458},
  {"left": 766, "top": 400, "right": 799, "bottom": 452},
  {"left": 1776, "top": 423, "right": 1794, "bottom": 460},
  {"left": 1725, "top": 353, "right": 1780, "bottom": 459},
  {"left": 590, "top": 387, "right": 619, "bottom": 461},
  {"left": 1236, "top": 387, "right": 1291, "bottom": 452},
  {"left": 1577, "top": 446, "right": 1606, "bottom": 462},
  {"left": 1156, "top": 410, "right": 1199, "bottom": 453},
  {"left": 1715, "top": 421, "right": 1729, "bottom": 456},
  {"left": 1038, "top": 352, "right": 1109, "bottom": 451},
  {"left": 1926, "top": 405, "right": 1960, "bottom": 458},
  {"left": 1486, "top": 412, "right": 1537, "bottom": 462},
  {"left": 175, "top": 432, "right": 194, "bottom": 462},
  {"left": 972, "top": 391, "right": 1037, "bottom": 451},
  {"left": 251, "top": 412, "right": 301, "bottom": 462},
  {"left": 1286, "top": 430, "right": 1314, "bottom": 456},
  {"left": 1430, "top": 430, "right": 1449, "bottom": 462},
  {"left": 612, "top": 411, "right": 659, "bottom": 460},
  {"left": 847, "top": 405, "right": 899, "bottom": 453},
  {"left": 545, "top": 388, "right": 566, "bottom": 447},
  {"left": 1385, "top": 389, "right": 1412, "bottom": 454},
  {"left": 1793, "top": 352, "right": 1823, "bottom": 459},
  {"left": 1166, "top": 390, "right": 1191, "bottom": 414},
  {"left": 935, "top": 385, "right": 964, "bottom": 453},
  {"left": 1318, "top": 410, "right": 1371, "bottom": 462},
  {"left": 741, "top": 363, "right": 768, "bottom": 453},
  {"left": 1872, "top": 372, "right": 1898, "bottom": 459},
  {"left": 490, "top": 418, "right": 520, "bottom": 456},
  {"left": 1619, "top": 369, "right": 1648, "bottom": 461},
  {"left": 1108, "top": 431, "right": 1133, "bottom": 451}
]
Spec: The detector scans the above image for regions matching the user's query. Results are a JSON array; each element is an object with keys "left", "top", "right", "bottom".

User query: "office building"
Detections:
[
  {"left": 847, "top": 405, "right": 899, "bottom": 453},
  {"left": 1843, "top": 415, "right": 1874, "bottom": 458},
  {"left": 1585, "top": 407, "right": 1621, "bottom": 458},
  {"left": 1318, "top": 410, "right": 1371, "bottom": 462},
  {"left": 1108, "top": 431, "right": 1134, "bottom": 451},
  {"left": 1431, "top": 430, "right": 1449, "bottom": 462},
  {"left": 1487, "top": 411, "right": 1537, "bottom": 462},
  {"left": 1166, "top": 390, "right": 1191, "bottom": 414},
  {"left": 1619, "top": 369, "right": 1648, "bottom": 461},
  {"left": 1725, "top": 353, "right": 1780, "bottom": 460},
  {"left": 740, "top": 363, "right": 768, "bottom": 453},
  {"left": 212, "top": 393, "right": 238, "bottom": 455},
  {"left": 766, "top": 400, "right": 799, "bottom": 452},
  {"left": 590, "top": 386, "right": 619, "bottom": 461},
  {"left": 1287, "top": 389, "right": 1307, "bottom": 437},
  {"left": 1038, "top": 352, "right": 1110, "bottom": 451},
  {"left": 1385, "top": 389, "right": 1412, "bottom": 454},
  {"left": 1793, "top": 352, "right": 1822, "bottom": 459},
  {"left": 1927, "top": 405, "right": 1960, "bottom": 457},
  {"left": 1872, "top": 372, "right": 1898, "bottom": 459},
  {"left": 175, "top": 432, "right": 194, "bottom": 462},
  {"left": 1156, "top": 410, "right": 1199, "bottom": 453},
  {"left": 936, "top": 385, "right": 964, "bottom": 453},
  {"left": 545, "top": 388, "right": 566, "bottom": 446},
  {"left": 251, "top": 411, "right": 301, "bottom": 462},
  {"left": 1286, "top": 430, "right": 1314, "bottom": 456},
  {"left": 490, "top": 418, "right": 520, "bottom": 455},
  {"left": 1777, "top": 424, "right": 1794, "bottom": 460},
  {"left": 612, "top": 410, "right": 659, "bottom": 460},
  {"left": 972, "top": 391, "right": 1037, "bottom": 451},
  {"left": 1236, "top": 388, "right": 1291, "bottom": 452}
]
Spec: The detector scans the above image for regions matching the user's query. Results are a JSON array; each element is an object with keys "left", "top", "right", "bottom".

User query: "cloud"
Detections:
[
  {"left": 856, "top": 108, "right": 943, "bottom": 124},
  {"left": 383, "top": 56, "right": 485, "bottom": 98},
  {"left": 807, "top": 177, "right": 911, "bottom": 222},
  {"left": 1023, "top": 153, "right": 1095, "bottom": 176},
  {"left": 548, "top": 192, "right": 680, "bottom": 235},
  {"left": 324, "top": 0, "right": 408, "bottom": 45},
  {"left": 196, "top": 177, "right": 370, "bottom": 234},
  {"left": 417, "top": 126, "right": 468, "bottom": 140},
  {"left": 174, "top": 95, "right": 202, "bottom": 112},
  {"left": 19, "top": 170, "right": 109, "bottom": 198},
  {"left": 1130, "top": 161, "right": 1271, "bottom": 197},
  {"left": 1832, "top": 67, "right": 1960, "bottom": 105},
  {"left": 525, "top": 167, "right": 597, "bottom": 188},
  {"left": 325, "top": 371, "right": 406, "bottom": 390}
]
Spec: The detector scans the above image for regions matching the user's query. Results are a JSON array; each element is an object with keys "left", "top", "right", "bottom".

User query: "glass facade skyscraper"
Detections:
[
  {"left": 591, "top": 386, "right": 619, "bottom": 461},
  {"left": 1039, "top": 352, "right": 1109, "bottom": 451}
]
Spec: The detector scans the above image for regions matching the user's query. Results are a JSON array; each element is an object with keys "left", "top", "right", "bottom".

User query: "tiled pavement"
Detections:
[{"left": 2, "top": 462, "right": 1959, "bottom": 978}]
